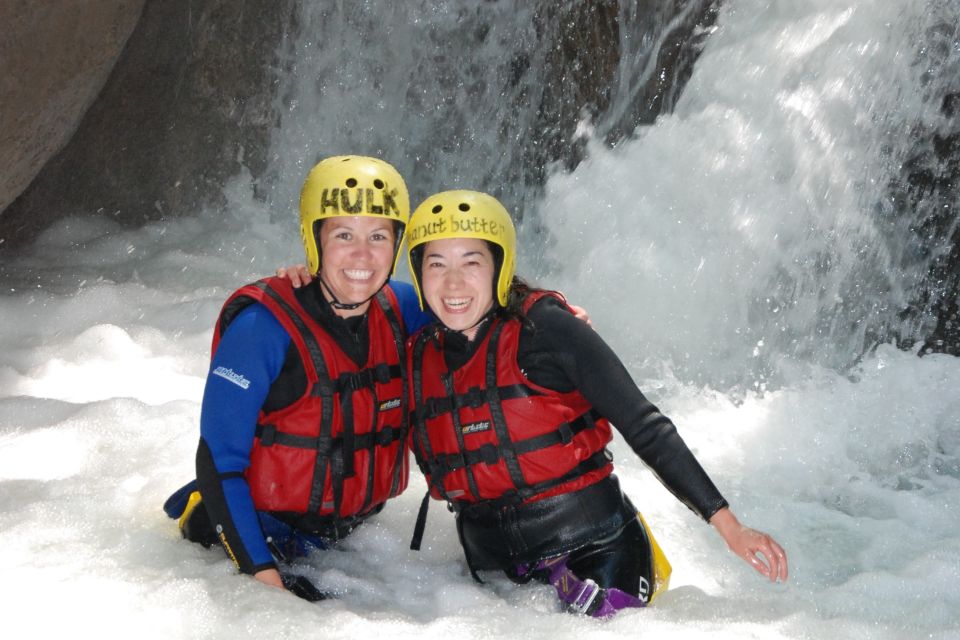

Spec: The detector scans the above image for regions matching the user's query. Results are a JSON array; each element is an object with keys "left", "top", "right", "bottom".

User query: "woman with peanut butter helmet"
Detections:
[{"left": 404, "top": 190, "right": 787, "bottom": 617}]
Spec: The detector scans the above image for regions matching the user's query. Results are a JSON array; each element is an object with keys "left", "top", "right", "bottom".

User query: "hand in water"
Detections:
[{"left": 710, "top": 507, "right": 788, "bottom": 583}]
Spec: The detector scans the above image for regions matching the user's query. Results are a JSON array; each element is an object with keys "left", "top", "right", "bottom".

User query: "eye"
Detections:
[{"left": 335, "top": 231, "right": 352, "bottom": 241}]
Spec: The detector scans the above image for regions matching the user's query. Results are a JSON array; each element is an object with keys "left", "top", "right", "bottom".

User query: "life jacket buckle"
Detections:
[
  {"left": 464, "top": 386, "right": 485, "bottom": 408},
  {"left": 259, "top": 424, "right": 277, "bottom": 447},
  {"left": 375, "top": 363, "right": 392, "bottom": 384},
  {"left": 477, "top": 443, "right": 500, "bottom": 465},
  {"left": 557, "top": 422, "right": 574, "bottom": 444},
  {"left": 338, "top": 370, "right": 370, "bottom": 393},
  {"left": 376, "top": 425, "right": 397, "bottom": 447}
]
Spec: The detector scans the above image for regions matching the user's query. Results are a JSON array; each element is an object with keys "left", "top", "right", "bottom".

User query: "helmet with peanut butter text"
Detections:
[
  {"left": 406, "top": 190, "right": 516, "bottom": 309},
  {"left": 299, "top": 155, "right": 410, "bottom": 275}
]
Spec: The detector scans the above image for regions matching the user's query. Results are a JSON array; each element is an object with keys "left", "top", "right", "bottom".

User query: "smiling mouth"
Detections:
[
  {"left": 343, "top": 269, "right": 375, "bottom": 281},
  {"left": 443, "top": 297, "right": 471, "bottom": 311}
]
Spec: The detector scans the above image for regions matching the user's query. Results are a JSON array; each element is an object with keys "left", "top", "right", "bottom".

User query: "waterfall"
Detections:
[
  {"left": 257, "top": 0, "right": 714, "bottom": 224},
  {"left": 529, "top": 0, "right": 960, "bottom": 391}
]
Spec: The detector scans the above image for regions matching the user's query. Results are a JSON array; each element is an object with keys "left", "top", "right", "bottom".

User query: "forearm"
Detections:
[
  {"left": 520, "top": 299, "right": 727, "bottom": 520},
  {"left": 196, "top": 438, "right": 276, "bottom": 574}
]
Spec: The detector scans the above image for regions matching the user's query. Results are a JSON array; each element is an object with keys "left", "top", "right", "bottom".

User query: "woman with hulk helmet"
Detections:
[
  {"left": 164, "top": 156, "right": 432, "bottom": 600},
  {"left": 404, "top": 190, "right": 788, "bottom": 617}
]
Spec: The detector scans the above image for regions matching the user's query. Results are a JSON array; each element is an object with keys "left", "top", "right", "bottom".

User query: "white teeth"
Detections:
[
  {"left": 444, "top": 297, "right": 470, "bottom": 309},
  {"left": 344, "top": 269, "right": 374, "bottom": 280}
]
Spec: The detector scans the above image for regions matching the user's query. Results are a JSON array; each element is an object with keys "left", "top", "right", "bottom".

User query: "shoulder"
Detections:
[
  {"left": 525, "top": 293, "right": 577, "bottom": 328},
  {"left": 219, "top": 301, "right": 291, "bottom": 352},
  {"left": 228, "top": 276, "right": 294, "bottom": 302},
  {"left": 387, "top": 280, "right": 416, "bottom": 304}
]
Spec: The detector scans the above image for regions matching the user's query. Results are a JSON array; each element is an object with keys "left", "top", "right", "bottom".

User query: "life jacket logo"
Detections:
[
  {"left": 320, "top": 187, "right": 400, "bottom": 217},
  {"left": 461, "top": 420, "right": 490, "bottom": 435},
  {"left": 379, "top": 398, "right": 401, "bottom": 411}
]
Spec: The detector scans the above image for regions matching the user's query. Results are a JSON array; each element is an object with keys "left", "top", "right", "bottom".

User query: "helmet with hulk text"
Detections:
[{"left": 299, "top": 155, "right": 410, "bottom": 275}]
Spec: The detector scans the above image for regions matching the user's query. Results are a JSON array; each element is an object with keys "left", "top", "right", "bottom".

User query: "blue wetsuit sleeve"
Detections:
[
  {"left": 392, "top": 280, "right": 434, "bottom": 335},
  {"left": 197, "top": 303, "right": 290, "bottom": 572}
]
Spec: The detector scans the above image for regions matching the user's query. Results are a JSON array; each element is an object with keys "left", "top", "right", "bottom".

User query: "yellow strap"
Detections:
[{"left": 178, "top": 491, "right": 204, "bottom": 530}]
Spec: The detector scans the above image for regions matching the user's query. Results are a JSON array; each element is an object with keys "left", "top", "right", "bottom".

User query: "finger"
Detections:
[
  {"left": 276, "top": 267, "right": 287, "bottom": 278},
  {"left": 755, "top": 544, "right": 785, "bottom": 582},
  {"left": 770, "top": 541, "right": 789, "bottom": 582},
  {"left": 747, "top": 550, "right": 772, "bottom": 578},
  {"left": 296, "top": 266, "right": 312, "bottom": 286}
]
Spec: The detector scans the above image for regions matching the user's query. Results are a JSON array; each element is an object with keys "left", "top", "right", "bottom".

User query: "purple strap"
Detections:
[{"left": 522, "top": 555, "right": 647, "bottom": 618}]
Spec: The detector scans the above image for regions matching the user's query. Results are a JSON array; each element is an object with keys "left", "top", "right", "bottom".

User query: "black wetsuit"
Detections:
[{"left": 440, "top": 295, "right": 728, "bottom": 596}]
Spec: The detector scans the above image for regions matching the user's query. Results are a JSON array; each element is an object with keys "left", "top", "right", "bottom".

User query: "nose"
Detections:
[
  {"left": 444, "top": 266, "right": 466, "bottom": 288},
  {"left": 351, "top": 237, "right": 374, "bottom": 259}
]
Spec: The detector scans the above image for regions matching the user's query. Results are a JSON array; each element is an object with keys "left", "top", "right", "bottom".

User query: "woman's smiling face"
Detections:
[
  {"left": 421, "top": 237, "right": 496, "bottom": 340},
  {"left": 318, "top": 216, "right": 396, "bottom": 316}
]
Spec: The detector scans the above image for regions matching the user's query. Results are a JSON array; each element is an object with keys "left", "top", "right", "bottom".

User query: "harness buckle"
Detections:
[
  {"left": 567, "top": 578, "right": 603, "bottom": 615},
  {"left": 557, "top": 422, "right": 574, "bottom": 444}
]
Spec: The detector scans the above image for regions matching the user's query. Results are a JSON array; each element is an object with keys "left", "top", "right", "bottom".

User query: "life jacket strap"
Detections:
[
  {"left": 422, "top": 409, "right": 602, "bottom": 479},
  {"left": 336, "top": 363, "right": 402, "bottom": 393},
  {"left": 414, "top": 383, "right": 539, "bottom": 421},
  {"left": 254, "top": 424, "right": 406, "bottom": 451},
  {"left": 443, "top": 448, "right": 612, "bottom": 512},
  {"left": 409, "top": 490, "right": 431, "bottom": 551}
]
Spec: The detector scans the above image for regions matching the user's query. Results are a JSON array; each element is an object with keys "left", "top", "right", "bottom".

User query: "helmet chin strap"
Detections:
[
  {"left": 440, "top": 306, "right": 498, "bottom": 340},
  {"left": 317, "top": 273, "right": 388, "bottom": 311}
]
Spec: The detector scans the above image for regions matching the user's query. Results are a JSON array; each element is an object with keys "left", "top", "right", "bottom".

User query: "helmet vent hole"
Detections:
[
  {"left": 458, "top": 203, "right": 470, "bottom": 212},
  {"left": 431, "top": 205, "right": 443, "bottom": 214},
  {"left": 346, "top": 178, "right": 358, "bottom": 188},
  {"left": 374, "top": 179, "right": 385, "bottom": 189}
]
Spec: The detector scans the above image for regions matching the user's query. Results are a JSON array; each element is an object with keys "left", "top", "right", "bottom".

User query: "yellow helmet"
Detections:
[
  {"left": 407, "top": 190, "right": 516, "bottom": 309},
  {"left": 299, "top": 155, "right": 410, "bottom": 275}
]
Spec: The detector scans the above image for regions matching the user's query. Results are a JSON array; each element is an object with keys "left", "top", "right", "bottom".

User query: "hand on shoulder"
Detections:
[{"left": 276, "top": 264, "right": 313, "bottom": 288}]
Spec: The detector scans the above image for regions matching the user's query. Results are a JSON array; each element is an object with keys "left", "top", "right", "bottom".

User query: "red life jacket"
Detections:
[
  {"left": 408, "top": 291, "right": 612, "bottom": 509},
  {"left": 213, "top": 277, "right": 409, "bottom": 520}
]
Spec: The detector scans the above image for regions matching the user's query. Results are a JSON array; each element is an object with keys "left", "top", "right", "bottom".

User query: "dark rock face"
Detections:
[
  {"left": 0, "top": 0, "right": 144, "bottom": 219},
  {"left": 892, "top": 91, "right": 960, "bottom": 356},
  {"left": 1, "top": 0, "right": 297, "bottom": 248}
]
